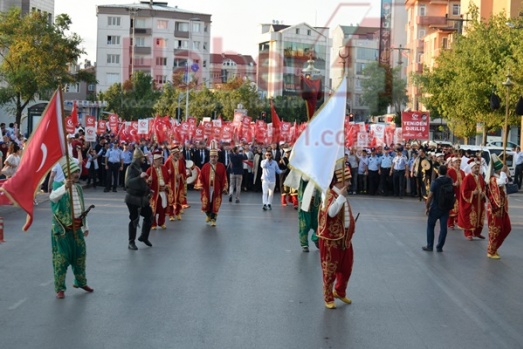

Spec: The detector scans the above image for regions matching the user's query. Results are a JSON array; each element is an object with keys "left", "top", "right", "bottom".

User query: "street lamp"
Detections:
[
  {"left": 129, "top": 7, "right": 139, "bottom": 77},
  {"left": 502, "top": 73, "right": 514, "bottom": 165}
]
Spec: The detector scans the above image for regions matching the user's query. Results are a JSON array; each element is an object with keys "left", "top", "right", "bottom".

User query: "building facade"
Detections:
[
  {"left": 208, "top": 53, "right": 256, "bottom": 89},
  {"left": 257, "top": 22, "right": 330, "bottom": 99},
  {"left": 405, "top": 0, "right": 462, "bottom": 111},
  {"left": 96, "top": 1, "right": 211, "bottom": 92},
  {"left": 331, "top": 25, "right": 380, "bottom": 120},
  {"left": 0, "top": 0, "right": 53, "bottom": 18}
]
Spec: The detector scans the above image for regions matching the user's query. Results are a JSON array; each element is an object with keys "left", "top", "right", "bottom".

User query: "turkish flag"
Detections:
[
  {"left": 270, "top": 100, "right": 281, "bottom": 143},
  {"left": 0, "top": 180, "right": 13, "bottom": 205},
  {"left": 0, "top": 89, "right": 66, "bottom": 230},
  {"left": 70, "top": 101, "right": 79, "bottom": 126}
]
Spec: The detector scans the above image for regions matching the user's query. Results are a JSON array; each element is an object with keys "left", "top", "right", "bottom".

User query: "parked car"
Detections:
[{"left": 486, "top": 140, "right": 518, "bottom": 149}]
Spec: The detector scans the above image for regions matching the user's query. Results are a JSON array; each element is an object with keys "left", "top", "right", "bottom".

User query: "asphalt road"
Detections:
[{"left": 1, "top": 187, "right": 523, "bottom": 349}]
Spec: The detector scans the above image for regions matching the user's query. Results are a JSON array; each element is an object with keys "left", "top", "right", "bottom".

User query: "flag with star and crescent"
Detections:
[{"left": 0, "top": 89, "right": 66, "bottom": 231}]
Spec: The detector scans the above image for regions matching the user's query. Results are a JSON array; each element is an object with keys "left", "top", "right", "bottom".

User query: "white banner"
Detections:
[{"left": 137, "top": 118, "right": 149, "bottom": 134}]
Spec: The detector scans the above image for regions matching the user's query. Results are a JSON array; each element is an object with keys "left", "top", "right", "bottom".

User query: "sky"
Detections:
[{"left": 55, "top": 0, "right": 383, "bottom": 64}]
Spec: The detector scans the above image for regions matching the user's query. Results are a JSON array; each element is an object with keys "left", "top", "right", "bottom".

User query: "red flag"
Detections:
[
  {"left": 0, "top": 180, "right": 13, "bottom": 205},
  {"left": 0, "top": 89, "right": 66, "bottom": 230},
  {"left": 70, "top": 101, "right": 79, "bottom": 126},
  {"left": 270, "top": 100, "right": 281, "bottom": 143}
]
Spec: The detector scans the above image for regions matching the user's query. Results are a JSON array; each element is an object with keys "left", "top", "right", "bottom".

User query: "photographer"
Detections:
[{"left": 125, "top": 148, "right": 153, "bottom": 250}]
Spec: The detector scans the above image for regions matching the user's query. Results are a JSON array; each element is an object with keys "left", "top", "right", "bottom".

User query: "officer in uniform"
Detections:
[
  {"left": 367, "top": 148, "right": 380, "bottom": 195},
  {"left": 379, "top": 146, "right": 393, "bottom": 196}
]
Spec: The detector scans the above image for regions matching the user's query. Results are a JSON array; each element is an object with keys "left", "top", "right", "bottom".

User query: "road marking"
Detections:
[
  {"left": 8, "top": 298, "right": 27, "bottom": 310},
  {"left": 40, "top": 279, "right": 53, "bottom": 286}
]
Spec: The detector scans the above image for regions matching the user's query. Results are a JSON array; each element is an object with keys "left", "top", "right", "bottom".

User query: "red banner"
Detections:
[
  {"left": 65, "top": 116, "right": 75, "bottom": 134},
  {"left": 401, "top": 111, "right": 430, "bottom": 140},
  {"left": 108, "top": 114, "right": 119, "bottom": 133},
  {"left": 97, "top": 120, "right": 107, "bottom": 135}
]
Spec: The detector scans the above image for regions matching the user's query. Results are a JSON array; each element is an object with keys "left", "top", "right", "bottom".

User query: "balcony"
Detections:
[
  {"left": 135, "top": 46, "right": 151, "bottom": 55},
  {"left": 174, "top": 30, "right": 189, "bottom": 39},
  {"left": 417, "top": 16, "right": 447, "bottom": 27},
  {"left": 130, "top": 27, "right": 151, "bottom": 35}
]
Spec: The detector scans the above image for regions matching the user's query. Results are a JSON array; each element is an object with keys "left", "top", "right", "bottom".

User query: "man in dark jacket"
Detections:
[
  {"left": 422, "top": 165, "right": 453, "bottom": 252},
  {"left": 125, "top": 148, "right": 153, "bottom": 250},
  {"left": 228, "top": 146, "right": 247, "bottom": 203}
]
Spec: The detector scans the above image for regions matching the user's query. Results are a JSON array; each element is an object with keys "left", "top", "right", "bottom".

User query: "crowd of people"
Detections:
[{"left": 0, "top": 122, "right": 517, "bottom": 304}]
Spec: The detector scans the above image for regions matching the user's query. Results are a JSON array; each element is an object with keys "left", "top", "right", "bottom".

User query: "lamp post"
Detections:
[
  {"left": 502, "top": 73, "right": 514, "bottom": 165},
  {"left": 301, "top": 54, "right": 321, "bottom": 120}
]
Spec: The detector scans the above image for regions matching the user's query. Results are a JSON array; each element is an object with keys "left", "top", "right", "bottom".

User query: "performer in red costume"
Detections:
[
  {"left": 457, "top": 159, "right": 486, "bottom": 240},
  {"left": 317, "top": 165, "right": 356, "bottom": 309},
  {"left": 486, "top": 154, "right": 511, "bottom": 259},
  {"left": 165, "top": 146, "right": 187, "bottom": 221},
  {"left": 194, "top": 144, "right": 228, "bottom": 227},
  {"left": 146, "top": 151, "right": 170, "bottom": 230},
  {"left": 447, "top": 157, "right": 465, "bottom": 229}
]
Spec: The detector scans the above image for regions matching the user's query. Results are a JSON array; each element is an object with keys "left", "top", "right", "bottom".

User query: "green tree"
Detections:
[
  {"left": 103, "top": 71, "right": 160, "bottom": 120},
  {"left": 360, "top": 62, "right": 407, "bottom": 117},
  {"left": 413, "top": 5, "right": 523, "bottom": 139},
  {"left": 0, "top": 8, "right": 84, "bottom": 125}
]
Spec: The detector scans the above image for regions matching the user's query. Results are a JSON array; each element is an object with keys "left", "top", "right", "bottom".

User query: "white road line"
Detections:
[{"left": 8, "top": 298, "right": 27, "bottom": 310}]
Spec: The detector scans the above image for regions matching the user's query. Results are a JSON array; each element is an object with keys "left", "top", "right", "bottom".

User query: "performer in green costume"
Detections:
[
  {"left": 298, "top": 179, "right": 321, "bottom": 252},
  {"left": 49, "top": 158, "right": 93, "bottom": 299}
]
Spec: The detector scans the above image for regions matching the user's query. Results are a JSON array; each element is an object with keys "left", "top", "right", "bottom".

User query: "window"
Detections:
[
  {"left": 295, "top": 28, "right": 300, "bottom": 34},
  {"left": 177, "top": 40, "right": 188, "bottom": 49},
  {"left": 203, "top": 60, "right": 207, "bottom": 68},
  {"left": 135, "top": 37, "right": 145, "bottom": 47},
  {"left": 155, "top": 75, "right": 167, "bottom": 84},
  {"left": 134, "top": 57, "right": 145, "bottom": 66},
  {"left": 418, "top": 29, "right": 426, "bottom": 38},
  {"left": 135, "top": 19, "right": 146, "bottom": 28},
  {"left": 157, "top": 20, "right": 168, "bottom": 29},
  {"left": 155, "top": 57, "right": 167, "bottom": 66},
  {"left": 65, "top": 83, "right": 80, "bottom": 93},
  {"left": 442, "top": 37, "right": 448, "bottom": 49},
  {"left": 107, "top": 36, "right": 120, "bottom": 45},
  {"left": 356, "top": 48, "right": 378, "bottom": 60},
  {"left": 419, "top": 5, "right": 426, "bottom": 16},
  {"left": 192, "top": 22, "right": 201, "bottom": 33},
  {"left": 452, "top": 4, "right": 461, "bottom": 16},
  {"left": 307, "top": 29, "right": 311, "bottom": 36},
  {"left": 156, "top": 38, "right": 166, "bottom": 48},
  {"left": 193, "top": 41, "right": 200, "bottom": 50},
  {"left": 203, "top": 42, "right": 208, "bottom": 50},
  {"left": 107, "top": 16, "right": 121, "bottom": 26},
  {"left": 174, "top": 59, "right": 187, "bottom": 68},
  {"left": 176, "top": 22, "right": 189, "bottom": 32},
  {"left": 87, "top": 84, "right": 95, "bottom": 92},
  {"left": 356, "top": 63, "right": 366, "bottom": 74},
  {"left": 106, "top": 73, "right": 120, "bottom": 85},
  {"left": 204, "top": 25, "right": 208, "bottom": 33},
  {"left": 107, "top": 54, "right": 120, "bottom": 64}
]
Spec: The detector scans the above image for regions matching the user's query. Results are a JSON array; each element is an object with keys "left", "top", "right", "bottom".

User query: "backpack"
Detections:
[{"left": 437, "top": 179, "right": 455, "bottom": 211}]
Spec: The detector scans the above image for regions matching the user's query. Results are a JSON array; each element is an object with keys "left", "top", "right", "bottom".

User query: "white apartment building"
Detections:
[
  {"left": 0, "top": 0, "right": 53, "bottom": 18},
  {"left": 96, "top": 1, "right": 211, "bottom": 92},
  {"left": 257, "top": 22, "right": 330, "bottom": 99}
]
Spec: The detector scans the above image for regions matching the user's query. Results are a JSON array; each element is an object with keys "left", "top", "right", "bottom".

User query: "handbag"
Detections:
[{"left": 506, "top": 183, "right": 518, "bottom": 195}]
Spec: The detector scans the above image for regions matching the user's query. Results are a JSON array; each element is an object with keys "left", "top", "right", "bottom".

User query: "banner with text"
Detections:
[{"left": 401, "top": 111, "right": 430, "bottom": 140}]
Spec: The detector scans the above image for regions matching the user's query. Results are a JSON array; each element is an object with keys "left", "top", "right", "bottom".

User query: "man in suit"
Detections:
[{"left": 194, "top": 141, "right": 209, "bottom": 169}]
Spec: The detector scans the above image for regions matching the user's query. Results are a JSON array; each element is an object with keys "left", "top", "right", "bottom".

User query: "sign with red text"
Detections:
[{"left": 401, "top": 111, "right": 430, "bottom": 140}]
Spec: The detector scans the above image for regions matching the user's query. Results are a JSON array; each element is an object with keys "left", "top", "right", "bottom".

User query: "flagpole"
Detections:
[{"left": 58, "top": 87, "right": 77, "bottom": 234}]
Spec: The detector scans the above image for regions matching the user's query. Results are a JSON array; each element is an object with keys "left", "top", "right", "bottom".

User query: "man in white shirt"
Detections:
[{"left": 260, "top": 150, "right": 282, "bottom": 210}]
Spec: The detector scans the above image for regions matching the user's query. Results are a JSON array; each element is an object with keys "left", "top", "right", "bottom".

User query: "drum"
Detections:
[
  {"left": 421, "top": 159, "right": 431, "bottom": 171},
  {"left": 187, "top": 166, "right": 200, "bottom": 185}
]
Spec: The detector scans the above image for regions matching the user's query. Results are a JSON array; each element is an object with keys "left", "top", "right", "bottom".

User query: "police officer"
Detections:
[
  {"left": 392, "top": 149, "right": 408, "bottom": 198},
  {"left": 379, "top": 146, "right": 393, "bottom": 196},
  {"left": 367, "top": 148, "right": 380, "bottom": 195},
  {"left": 104, "top": 141, "right": 123, "bottom": 192}
]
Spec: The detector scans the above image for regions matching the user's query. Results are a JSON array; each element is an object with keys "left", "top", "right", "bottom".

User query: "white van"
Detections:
[{"left": 457, "top": 145, "right": 516, "bottom": 178}]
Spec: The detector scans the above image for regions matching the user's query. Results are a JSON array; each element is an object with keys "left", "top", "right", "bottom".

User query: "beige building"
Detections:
[
  {"left": 208, "top": 53, "right": 256, "bottom": 89},
  {"left": 461, "top": 0, "right": 522, "bottom": 19},
  {"left": 405, "top": 0, "right": 462, "bottom": 110}
]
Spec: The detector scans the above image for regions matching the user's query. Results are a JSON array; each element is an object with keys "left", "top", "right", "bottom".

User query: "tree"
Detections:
[
  {"left": 0, "top": 8, "right": 84, "bottom": 126},
  {"left": 359, "top": 62, "right": 407, "bottom": 117},
  {"left": 413, "top": 4, "right": 523, "bottom": 139},
  {"left": 103, "top": 71, "right": 160, "bottom": 120}
]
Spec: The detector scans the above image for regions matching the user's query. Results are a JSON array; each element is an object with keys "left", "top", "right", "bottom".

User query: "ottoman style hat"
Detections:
[{"left": 133, "top": 147, "right": 145, "bottom": 160}]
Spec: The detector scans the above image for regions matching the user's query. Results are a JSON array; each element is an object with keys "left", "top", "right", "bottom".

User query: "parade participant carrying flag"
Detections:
[
  {"left": 288, "top": 78, "right": 347, "bottom": 195},
  {"left": 0, "top": 89, "right": 66, "bottom": 231}
]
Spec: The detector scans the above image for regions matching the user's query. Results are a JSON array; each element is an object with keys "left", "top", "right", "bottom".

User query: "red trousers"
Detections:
[
  {"left": 153, "top": 196, "right": 166, "bottom": 227},
  {"left": 319, "top": 238, "right": 354, "bottom": 303}
]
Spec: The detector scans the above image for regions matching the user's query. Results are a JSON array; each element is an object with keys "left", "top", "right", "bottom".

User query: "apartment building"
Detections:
[
  {"left": 462, "top": 0, "right": 522, "bottom": 19},
  {"left": 257, "top": 22, "right": 330, "bottom": 99},
  {"left": 0, "top": 0, "right": 53, "bottom": 19},
  {"left": 331, "top": 25, "right": 380, "bottom": 119},
  {"left": 208, "top": 53, "right": 256, "bottom": 89},
  {"left": 405, "top": 0, "right": 462, "bottom": 110},
  {"left": 96, "top": 1, "right": 211, "bottom": 92}
]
